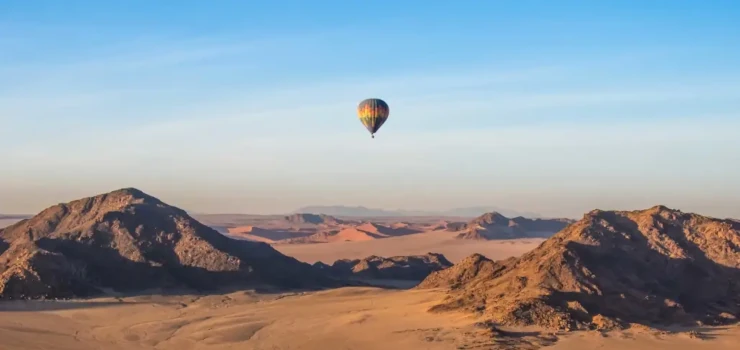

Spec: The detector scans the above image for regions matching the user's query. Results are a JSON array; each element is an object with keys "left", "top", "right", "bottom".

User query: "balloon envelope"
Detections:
[{"left": 357, "top": 98, "right": 389, "bottom": 137}]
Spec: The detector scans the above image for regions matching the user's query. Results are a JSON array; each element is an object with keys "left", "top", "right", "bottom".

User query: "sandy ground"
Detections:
[
  {"left": 0, "top": 287, "right": 486, "bottom": 350},
  {"left": 2, "top": 286, "right": 739, "bottom": 350},
  {"left": 548, "top": 326, "right": 740, "bottom": 350},
  {"left": 5, "top": 216, "right": 740, "bottom": 349},
  {"left": 273, "top": 230, "right": 545, "bottom": 264}
]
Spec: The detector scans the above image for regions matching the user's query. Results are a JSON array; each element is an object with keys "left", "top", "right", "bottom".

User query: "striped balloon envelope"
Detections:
[{"left": 357, "top": 98, "right": 389, "bottom": 138}]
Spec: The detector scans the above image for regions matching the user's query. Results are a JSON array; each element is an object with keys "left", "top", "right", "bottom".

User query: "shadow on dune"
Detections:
[
  {"left": 0, "top": 299, "right": 128, "bottom": 312},
  {"left": 245, "top": 227, "right": 317, "bottom": 241},
  {"left": 207, "top": 225, "right": 231, "bottom": 234},
  {"left": 344, "top": 278, "right": 421, "bottom": 290},
  {"left": 372, "top": 225, "right": 424, "bottom": 237}
]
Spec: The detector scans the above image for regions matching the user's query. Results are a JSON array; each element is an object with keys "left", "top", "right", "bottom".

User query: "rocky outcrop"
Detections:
[
  {"left": 0, "top": 188, "right": 340, "bottom": 299},
  {"left": 326, "top": 253, "right": 453, "bottom": 281},
  {"left": 455, "top": 212, "right": 573, "bottom": 240},
  {"left": 283, "top": 213, "right": 341, "bottom": 225},
  {"left": 420, "top": 206, "right": 740, "bottom": 330}
]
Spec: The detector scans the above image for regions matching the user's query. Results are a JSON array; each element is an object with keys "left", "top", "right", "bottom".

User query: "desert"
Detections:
[
  {"left": 4, "top": 2, "right": 738, "bottom": 348},
  {"left": 6, "top": 286, "right": 740, "bottom": 350},
  {"left": 2, "top": 189, "right": 740, "bottom": 349},
  {"left": 195, "top": 210, "right": 560, "bottom": 264}
]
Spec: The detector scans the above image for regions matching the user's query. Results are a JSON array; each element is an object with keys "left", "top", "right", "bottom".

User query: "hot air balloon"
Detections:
[{"left": 357, "top": 98, "right": 389, "bottom": 138}]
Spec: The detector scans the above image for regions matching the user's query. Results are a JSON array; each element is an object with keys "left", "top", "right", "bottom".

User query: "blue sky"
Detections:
[{"left": 1, "top": 0, "right": 739, "bottom": 218}]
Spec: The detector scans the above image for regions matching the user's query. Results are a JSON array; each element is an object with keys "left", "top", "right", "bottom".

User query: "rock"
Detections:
[
  {"left": 419, "top": 205, "right": 740, "bottom": 330},
  {"left": 455, "top": 212, "right": 573, "bottom": 240},
  {"left": 327, "top": 253, "right": 453, "bottom": 281},
  {"left": 0, "top": 188, "right": 341, "bottom": 299}
]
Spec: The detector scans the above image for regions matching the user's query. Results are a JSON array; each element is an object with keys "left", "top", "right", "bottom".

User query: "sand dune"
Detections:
[
  {"left": 283, "top": 227, "right": 386, "bottom": 243},
  {"left": 226, "top": 226, "right": 316, "bottom": 243},
  {"left": 549, "top": 329, "right": 740, "bottom": 350},
  {"left": 203, "top": 214, "right": 431, "bottom": 244},
  {"left": 354, "top": 222, "right": 422, "bottom": 236},
  {"left": 2, "top": 286, "right": 739, "bottom": 350},
  {"left": 0, "top": 287, "right": 485, "bottom": 350},
  {"left": 274, "top": 229, "right": 546, "bottom": 264},
  {"left": 331, "top": 227, "right": 384, "bottom": 241}
]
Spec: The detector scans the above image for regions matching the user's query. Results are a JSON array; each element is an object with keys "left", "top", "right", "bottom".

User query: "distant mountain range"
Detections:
[
  {"left": 293, "top": 205, "right": 546, "bottom": 219},
  {"left": 0, "top": 214, "right": 31, "bottom": 220}
]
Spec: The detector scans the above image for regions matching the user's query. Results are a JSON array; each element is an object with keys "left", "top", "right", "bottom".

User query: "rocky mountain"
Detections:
[
  {"left": 454, "top": 212, "right": 573, "bottom": 240},
  {"left": 419, "top": 205, "right": 740, "bottom": 330},
  {"left": 283, "top": 213, "right": 341, "bottom": 225},
  {"left": 444, "top": 221, "right": 468, "bottom": 232},
  {"left": 316, "top": 253, "right": 453, "bottom": 281},
  {"left": 0, "top": 188, "right": 340, "bottom": 299}
]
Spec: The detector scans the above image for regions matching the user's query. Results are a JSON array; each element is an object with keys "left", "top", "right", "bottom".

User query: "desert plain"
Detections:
[{"left": 4, "top": 285, "right": 740, "bottom": 350}]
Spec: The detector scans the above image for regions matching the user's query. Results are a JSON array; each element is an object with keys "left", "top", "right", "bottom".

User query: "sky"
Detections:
[{"left": 1, "top": 0, "right": 739, "bottom": 219}]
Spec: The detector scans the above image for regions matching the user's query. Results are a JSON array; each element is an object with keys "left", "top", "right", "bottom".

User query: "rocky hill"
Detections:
[
  {"left": 283, "top": 213, "right": 341, "bottom": 225},
  {"left": 444, "top": 221, "right": 468, "bottom": 232},
  {"left": 0, "top": 188, "right": 340, "bottom": 299},
  {"left": 454, "top": 212, "right": 573, "bottom": 240},
  {"left": 317, "top": 253, "right": 453, "bottom": 281},
  {"left": 419, "top": 205, "right": 740, "bottom": 330}
]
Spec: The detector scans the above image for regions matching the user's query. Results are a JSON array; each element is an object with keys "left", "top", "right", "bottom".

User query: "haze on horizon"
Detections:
[{"left": 1, "top": 1, "right": 739, "bottom": 219}]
